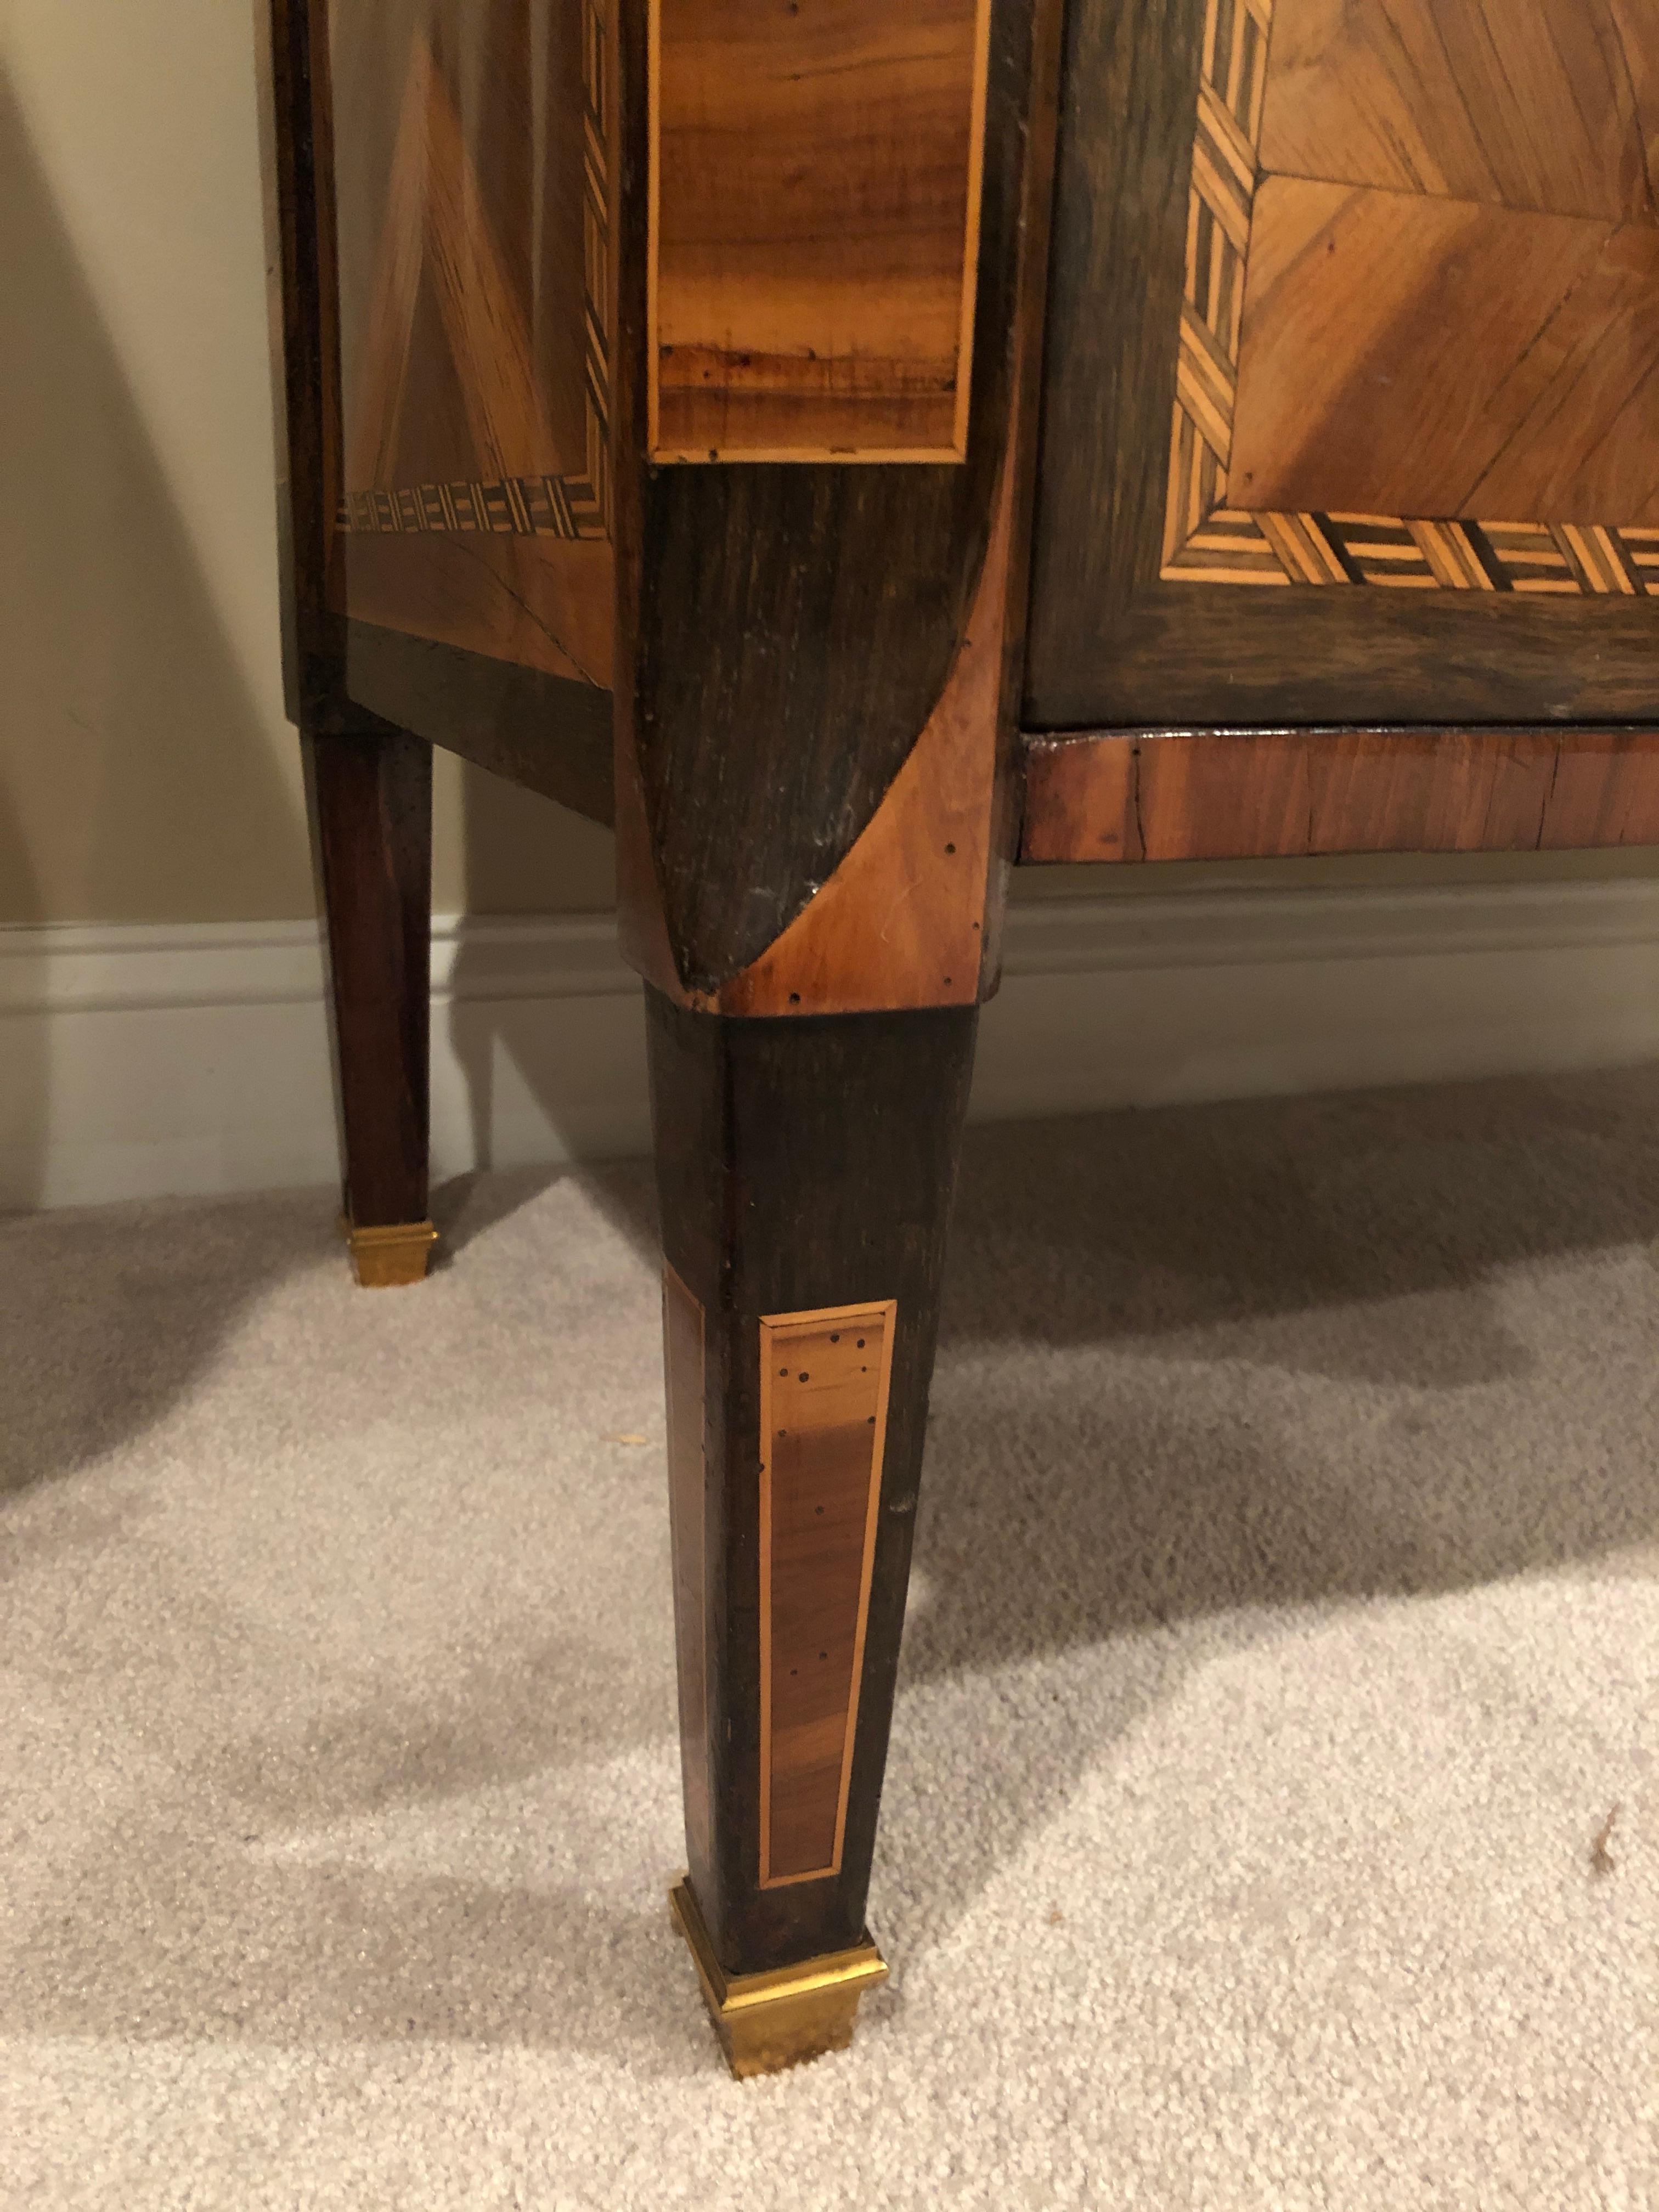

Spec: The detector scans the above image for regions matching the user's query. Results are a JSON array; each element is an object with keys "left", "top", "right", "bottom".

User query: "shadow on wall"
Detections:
[
  {"left": 0, "top": 782, "right": 46, "bottom": 1212},
  {"left": 0, "top": 82, "right": 308, "bottom": 1208},
  {"left": 0, "top": 78, "right": 309, "bottom": 1528},
  {"left": 5, "top": 60, "right": 639, "bottom": 1221},
  {"left": 438, "top": 754, "right": 640, "bottom": 1217}
]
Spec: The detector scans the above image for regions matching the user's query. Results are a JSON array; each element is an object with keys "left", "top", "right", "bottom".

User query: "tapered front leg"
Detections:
[
  {"left": 304, "top": 729, "right": 435, "bottom": 1286},
  {"left": 647, "top": 989, "right": 978, "bottom": 2074}
]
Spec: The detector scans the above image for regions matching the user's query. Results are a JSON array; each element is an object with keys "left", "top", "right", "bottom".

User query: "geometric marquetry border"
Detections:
[
  {"left": 1162, "top": 0, "right": 1656, "bottom": 597},
  {"left": 336, "top": 0, "right": 613, "bottom": 548}
]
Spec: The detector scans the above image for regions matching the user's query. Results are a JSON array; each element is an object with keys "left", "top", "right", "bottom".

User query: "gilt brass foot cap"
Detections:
[
  {"left": 669, "top": 1875, "right": 888, "bottom": 2080},
  {"left": 344, "top": 1217, "right": 439, "bottom": 1288}
]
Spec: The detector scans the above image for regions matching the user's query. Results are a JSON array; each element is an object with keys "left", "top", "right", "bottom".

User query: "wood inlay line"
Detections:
[
  {"left": 758, "top": 1300, "right": 896, "bottom": 1888},
  {"left": 950, "top": 0, "right": 995, "bottom": 464},
  {"left": 1161, "top": 0, "right": 1657, "bottom": 596},
  {"left": 663, "top": 1265, "right": 712, "bottom": 1880},
  {"left": 335, "top": 471, "right": 609, "bottom": 543}
]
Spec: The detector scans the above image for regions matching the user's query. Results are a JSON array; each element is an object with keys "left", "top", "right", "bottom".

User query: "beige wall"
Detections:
[
  {"left": 3, "top": 0, "right": 612, "bottom": 926},
  {"left": 4, "top": 1, "right": 1652, "bottom": 931}
]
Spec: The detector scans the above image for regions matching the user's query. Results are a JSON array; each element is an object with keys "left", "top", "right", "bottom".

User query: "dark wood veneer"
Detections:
[
  {"left": 343, "top": 622, "right": 614, "bottom": 828},
  {"left": 256, "top": 0, "right": 346, "bottom": 731},
  {"left": 1020, "top": 728, "right": 1659, "bottom": 865},
  {"left": 646, "top": 991, "right": 977, "bottom": 1973},
  {"left": 304, "top": 730, "right": 433, "bottom": 1229}
]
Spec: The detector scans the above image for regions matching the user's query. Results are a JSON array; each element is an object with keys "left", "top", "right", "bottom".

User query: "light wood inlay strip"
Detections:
[
  {"left": 663, "top": 1266, "right": 711, "bottom": 1879},
  {"left": 758, "top": 1300, "right": 896, "bottom": 1888}
]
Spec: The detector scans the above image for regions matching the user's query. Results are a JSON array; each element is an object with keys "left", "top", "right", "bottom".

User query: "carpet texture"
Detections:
[{"left": 2, "top": 1071, "right": 1656, "bottom": 2210}]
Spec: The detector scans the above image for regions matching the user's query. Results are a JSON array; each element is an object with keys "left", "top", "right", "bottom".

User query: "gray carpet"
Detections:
[{"left": 3, "top": 1070, "right": 1656, "bottom": 2210}]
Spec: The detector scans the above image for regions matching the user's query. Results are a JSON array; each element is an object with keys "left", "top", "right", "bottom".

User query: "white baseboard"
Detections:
[{"left": 4, "top": 882, "right": 1659, "bottom": 1211}]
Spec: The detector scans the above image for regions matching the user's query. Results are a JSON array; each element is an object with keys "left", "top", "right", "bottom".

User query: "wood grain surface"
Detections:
[
  {"left": 1259, "top": 0, "right": 1659, "bottom": 222},
  {"left": 304, "top": 730, "right": 433, "bottom": 1226},
  {"left": 759, "top": 1304, "right": 894, "bottom": 1888},
  {"left": 257, "top": 0, "right": 354, "bottom": 731},
  {"left": 275, "top": 1, "right": 1057, "bottom": 981},
  {"left": 1020, "top": 727, "right": 1659, "bottom": 863},
  {"left": 1230, "top": 184, "right": 1659, "bottom": 532},
  {"left": 1163, "top": 0, "right": 1659, "bottom": 588},
  {"left": 644, "top": 0, "right": 1064, "bottom": 1015},
  {"left": 325, "top": 0, "right": 614, "bottom": 684},
  {"left": 616, "top": 0, "right": 1043, "bottom": 998},
  {"left": 342, "top": 531, "right": 613, "bottom": 687},
  {"left": 712, "top": 437, "right": 1016, "bottom": 1015},
  {"left": 1026, "top": 0, "right": 1659, "bottom": 729},
  {"left": 650, "top": 0, "right": 990, "bottom": 460},
  {"left": 259, "top": 0, "right": 622, "bottom": 816}
]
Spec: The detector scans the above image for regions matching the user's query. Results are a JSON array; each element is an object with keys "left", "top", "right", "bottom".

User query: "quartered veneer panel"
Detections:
[
  {"left": 1162, "top": 0, "right": 1659, "bottom": 596},
  {"left": 1029, "top": 0, "right": 1659, "bottom": 729}
]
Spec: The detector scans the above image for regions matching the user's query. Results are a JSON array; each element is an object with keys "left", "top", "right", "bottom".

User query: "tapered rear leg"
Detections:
[
  {"left": 304, "top": 729, "right": 436, "bottom": 1286},
  {"left": 648, "top": 988, "right": 978, "bottom": 2075}
]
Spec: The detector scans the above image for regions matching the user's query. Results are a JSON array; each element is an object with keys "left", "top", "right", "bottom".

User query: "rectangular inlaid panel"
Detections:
[
  {"left": 1026, "top": 0, "right": 1659, "bottom": 729},
  {"left": 1162, "top": 0, "right": 1659, "bottom": 594},
  {"left": 662, "top": 1265, "right": 711, "bottom": 1878},
  {"left": 324, "top": 0, "right": 615, "bottom": 679},
  {"left": 759, "top": 1301, "right": 895, "bottom": 1887},
  {"left": 648, "top": 0, "right": 991, "bottom": 462}
]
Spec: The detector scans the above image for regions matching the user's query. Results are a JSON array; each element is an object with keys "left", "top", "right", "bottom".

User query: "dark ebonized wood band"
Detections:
[
  {"left": 343, "top": 622, "right": 614, "bottom": 827},
  {"left": 646, "top": 989, "right": 977, "bottom": 1973}
]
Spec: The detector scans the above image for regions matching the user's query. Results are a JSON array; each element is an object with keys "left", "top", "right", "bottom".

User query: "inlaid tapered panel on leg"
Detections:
[
  {"left": 760, "top": 1302, "right": 894, "bottom": 1889},
  {"left": 304, "top": 728, "right": 435, "bottom": 1286},
  {"left": 647, "top": 990, "right": 977, "bottom": 2073}
]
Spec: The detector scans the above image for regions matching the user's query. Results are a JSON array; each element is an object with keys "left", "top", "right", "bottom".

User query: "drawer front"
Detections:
[{"left": 1026, "top": 0, "right": 1659, "bottom": 731}]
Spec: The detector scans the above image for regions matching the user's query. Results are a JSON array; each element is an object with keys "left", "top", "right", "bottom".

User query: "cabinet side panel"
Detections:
[{"left": 324, "top": 0, "right": 615, "bottom": 687}]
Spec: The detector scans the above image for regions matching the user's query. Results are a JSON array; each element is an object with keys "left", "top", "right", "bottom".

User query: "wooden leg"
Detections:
[
  {"left": 303, "top": 730, "right": 436, "bottom": 1288},
  {"left": 647, "top": 987, "right": 978, "bottom": 2075}
]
